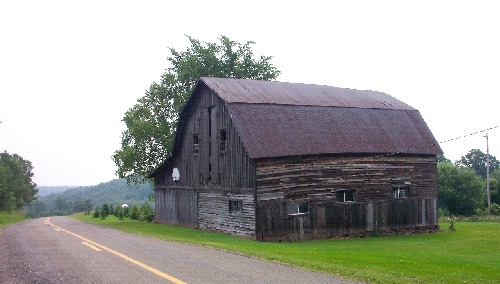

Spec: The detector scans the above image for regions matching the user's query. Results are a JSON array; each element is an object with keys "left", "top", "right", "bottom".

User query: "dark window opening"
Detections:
[
  {"left": 193, "top": 134, "right": 199, "bottom": 155},
  {"left": 287, "top": 202, "right": 309, "bottom": 215},
  {"left": 393, "top": 186, "right": 409, "bottom": 199},
  {"left": 336, "top": 190, "right": 355, "bottom": 202},
  {"left": 208, "top": 163, "right": 212, "bottom": 181},
  {"left": 229, "top": 200, "right": 243, "bottom": 213},
  {"left": 220, "top": 129, "right": 227, "bottom": 152}
]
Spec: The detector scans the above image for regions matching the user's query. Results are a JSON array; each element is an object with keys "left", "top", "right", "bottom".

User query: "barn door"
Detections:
[{"left": 165, "top": 189, "right": 198, "bottom": 228}]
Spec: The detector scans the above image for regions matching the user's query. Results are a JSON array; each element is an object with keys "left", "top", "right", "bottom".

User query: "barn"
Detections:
[{"left": 150, "top": 77, "right": 442, "bottom": 242}]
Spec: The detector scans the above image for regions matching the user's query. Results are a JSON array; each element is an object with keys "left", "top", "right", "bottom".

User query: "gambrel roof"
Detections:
[{"left": 197, "top": 77, "right": 442, "bottom": 158}]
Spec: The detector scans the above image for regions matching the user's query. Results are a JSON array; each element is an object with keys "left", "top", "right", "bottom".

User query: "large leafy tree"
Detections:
[
  {"left": 489, "top": 169, "right": 500, "bottom": 204},
  {"left": 113, "top": 36, "right": 281, "bottom": 184},
  {"left": 438, "top": 162, "right": 485, "bottom": 216},
  {"left": 455, "top": 149, "right": 499, "bottom": 179},
  {"left": 0, "top": 151, "right": 38, "bottom": 211}
]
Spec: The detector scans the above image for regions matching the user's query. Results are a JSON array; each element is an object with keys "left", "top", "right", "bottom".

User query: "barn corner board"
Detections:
[{"left": 150, "top": 77, "right": 442, "bottom": 241}]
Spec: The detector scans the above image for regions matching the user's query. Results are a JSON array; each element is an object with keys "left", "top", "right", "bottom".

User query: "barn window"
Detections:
[
  {"left": 193, "top": 134, "right": 199, "bottom": 155},
  {"left": 220, "top": 129, "right": 227, "bottom": 152},
  {"left": 393, "top": 186, "right": 409, "bottom": 199},
  {"left": 287, "top": 202, "right": 309, "bottom": 215},
  {"left": 336, "top": 190, "right": 355, "bottom": 202},
  {"left": 229, "top": 200, "right": 243, "bottom": 213}
]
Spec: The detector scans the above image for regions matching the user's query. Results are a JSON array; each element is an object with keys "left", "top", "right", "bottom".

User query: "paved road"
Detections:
[{"left": 0, "top": 216, "right": 354, "bottom": 284}]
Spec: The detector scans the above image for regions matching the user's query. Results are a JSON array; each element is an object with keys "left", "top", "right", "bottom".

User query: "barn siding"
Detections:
[
  {"left": 255, "top": 154, "right": 438, "bottom": 241},
  {"left": 153, "top": 86, "right": 255, "bottom": 234},
  {"left": 163, "top": 87, "right": 254, "bottom": 190},
  {"left": 198, "top": 191, "right": 255, "bottom": 238},
  {"left": 255, "top": 155, "right": 437, "bottom": 201}
]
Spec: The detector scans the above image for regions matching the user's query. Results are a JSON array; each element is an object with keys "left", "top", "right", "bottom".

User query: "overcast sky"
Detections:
[{"left": 1, "top": 1, "right": 498, "bottom": 186}]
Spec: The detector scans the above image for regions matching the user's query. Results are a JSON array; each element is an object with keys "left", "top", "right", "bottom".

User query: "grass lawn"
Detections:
[{"left": 74, "top": 214, "right": 499, "bottom": 283}]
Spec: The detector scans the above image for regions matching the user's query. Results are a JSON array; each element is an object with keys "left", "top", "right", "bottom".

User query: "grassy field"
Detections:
[
  {"left": 74, "top": 214, "right": 499, "bottom": 283},
  {"left": 0, "top": 211, "right": 26, "bottom": 235}
]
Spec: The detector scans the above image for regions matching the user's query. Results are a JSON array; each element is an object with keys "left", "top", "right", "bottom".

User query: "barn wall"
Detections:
[
  {"left": 257, "top": 197, "right": 437, "bottom": 242},
  {"left": 255, "top": 154, "right": 439, "bottom": 241},
  {"left": 154, "top": 188, "right": 198, "bottom": 228},
  {"left": 153, "top": 86, "right": 256, "bottom": 235},
  {"left": 198, "top": 190, "right": 255, "bottom": 238},
  {"left": 163, "top": 86, "right": 254, "bottom": 189}
]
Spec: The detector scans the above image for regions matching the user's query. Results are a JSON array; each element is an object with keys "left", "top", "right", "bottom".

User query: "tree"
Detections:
[
  {"left": 0, "top": 151, "right": 37, "bottom": 211},
  {"left": 437, "top": 154, "right": 451, "bottom": 164},
  {"left": 455, "top": 149, "right": 499, "bottom": 179},
  {"left": 112, "top": 35, "right": 280, "bottom": 184},
  {"left": 438, "top": 162, "right": 485, "bottom": 216},
  {"left": 490, "top": 169, "right": 500, "bottom": 204}
]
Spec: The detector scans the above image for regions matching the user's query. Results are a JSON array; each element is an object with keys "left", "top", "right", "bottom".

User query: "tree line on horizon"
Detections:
[{"left": 24, "top": 179, "right": 153, "bottom": 218}]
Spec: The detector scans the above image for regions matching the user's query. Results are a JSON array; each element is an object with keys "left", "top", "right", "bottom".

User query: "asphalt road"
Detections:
[{"left": 0, "top": 216, "right": 355, "bottom": 284}]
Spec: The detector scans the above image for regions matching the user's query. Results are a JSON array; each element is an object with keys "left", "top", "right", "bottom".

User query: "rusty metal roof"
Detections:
[
  {"left": 227, "top": 104, "right": 442, "bottom": 158},
  {"left": 195, "top": 77, "right": 441, "bottom": 158},
  {"left": 201, "top": 77, "right": 415, "bottom": 110}
]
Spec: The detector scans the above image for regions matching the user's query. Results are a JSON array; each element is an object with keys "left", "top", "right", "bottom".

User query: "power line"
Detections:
[{"left": 438, "top": 125, "right": 498, "bottom": 145}]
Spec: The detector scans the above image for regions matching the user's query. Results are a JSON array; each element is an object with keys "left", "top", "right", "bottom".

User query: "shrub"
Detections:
[
  {"left": 140, "top": 203, "right": 155, "bottom": 222},
  {"left": 130, "top": 204, "right": 141, "bottom": 220},
  {"left": 92, "top": 207, "right": 100, "bottom": 218},
  {"left": 490, "top": 203, "right": 500, "bottom": 216},
  {"left": 101, "top": 203, "right": 110, "bottom": 217}
]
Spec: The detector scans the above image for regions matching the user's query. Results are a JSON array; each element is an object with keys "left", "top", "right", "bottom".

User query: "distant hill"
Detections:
[
  {"left": 39, "top": 179, "right": 154, "bottom": 207},
  {"left": 36, "top": 186, "right": 78, "bottom": 196}
]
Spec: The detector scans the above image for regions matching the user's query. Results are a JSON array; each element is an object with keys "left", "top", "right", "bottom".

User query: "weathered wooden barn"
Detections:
[{"left": 150, "top": 77, "right": 442, "bottom": 242}]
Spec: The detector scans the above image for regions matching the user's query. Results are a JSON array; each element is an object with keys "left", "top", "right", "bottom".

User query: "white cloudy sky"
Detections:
[{"left": 1, "top": 0, "right": 498, "bottom": 186}]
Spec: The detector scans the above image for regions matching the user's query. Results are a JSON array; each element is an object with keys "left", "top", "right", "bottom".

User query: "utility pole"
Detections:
[{"left": 485, "top": 133, "right": 491, "bottom": 215}]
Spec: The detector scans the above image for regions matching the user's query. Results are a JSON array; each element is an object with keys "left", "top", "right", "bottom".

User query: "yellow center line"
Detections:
[
  {"left": 44, "top": 217, "right": 187, "bottom": 284},
  {"left": 82, "top": 241, "right": 102, "bottom": 251}
]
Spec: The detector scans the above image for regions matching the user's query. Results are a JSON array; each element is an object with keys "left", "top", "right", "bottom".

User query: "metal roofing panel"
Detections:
[
  {"left": 201, "top": 77, "right": 415, "bottom": 110},
  {"left": 226, "top": 104, "right": 442, "bottom": 159}
]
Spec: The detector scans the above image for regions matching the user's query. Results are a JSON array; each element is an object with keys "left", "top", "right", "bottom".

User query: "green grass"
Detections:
[
  {"left": 73, "top": 214, "right": 500, "bottom": 283},
  {"left": 0, "top": 211, "right": 27, "bottom": 235}
]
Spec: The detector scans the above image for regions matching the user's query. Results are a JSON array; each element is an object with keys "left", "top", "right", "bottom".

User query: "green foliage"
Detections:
[
  {"left": 129, "top": 204, "right": 141, "bottom": 220},
  {"left": 123, "top": 206, "right": 130, "bottom": 218},
  {"left": 114, "top": 206, "right": 125, "bottom": 220},
  {"left": 112, "top": 35, "right": 281, "bottom": 184},
  {"left": 140, "top": 203, "right": 154, "bottom": 222},
  {"left": 0, "top": 210, "right": 26, "bottom": 228},
  {"left": 101, "top": 203, "right": 110, "bottom": 217},
  {"left": 490, "top": 169, "right": 500, "bottom": 204},
  {"left": 437, "top": 154, "right": 451, "bottom": 164},
  {"left": 455, "top": 149, "right": 499, "bottom": 179},
  {"left": 92, "top": 207, "right": 100, "bottom": 218},
  {"left": 438, "top": 162, "right": 485, "bottom": 216},
  {"left": 25, "top": 179, "right": 153, "bottom": 218},
  {"left": 74, "top": 214, "right": 500, "bottom": 284},
  {"left": 490, "top": 203, "right": 500, "bottom": 216},
  {"left": 0, "top": 151, "right": 37, "bottom": 212}
]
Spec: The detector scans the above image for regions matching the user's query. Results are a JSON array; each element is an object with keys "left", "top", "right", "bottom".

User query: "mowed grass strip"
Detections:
[
  {"left": 73, "top": 214, "right": 499, "bottom": 283},
  {"left": 0, "top": 211, "right": 27, "bottom": 235}
]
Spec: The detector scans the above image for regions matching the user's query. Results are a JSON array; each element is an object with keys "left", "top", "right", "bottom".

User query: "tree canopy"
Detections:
[
  {"left": 437, "top": 161, "right": 485, "bottom": 216},
  {"left": 0, "top": 151, "right": 37, "bottom": 211},
  {"left": 112, "top": 36, "right": 281, "bottom": 184},
  {"left": 455, "top": 149, "right": 499, "bottom": 179}
]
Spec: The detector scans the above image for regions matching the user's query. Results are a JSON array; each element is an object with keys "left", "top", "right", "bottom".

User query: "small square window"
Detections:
[
  {"left": 393, "top": 186, "right": 409, "bottom": 199},
  {"left": 287, "top": 202, "right": 309, "bottom": 215},
  {"left": 229, "top": 200, "right": 242, "bottom": 213},
  {"left": 220, "top": 129, "right": 227, "bottom": 152},
  {"left": 336, "top": 190, "right": 355, "bottom": 202}
]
